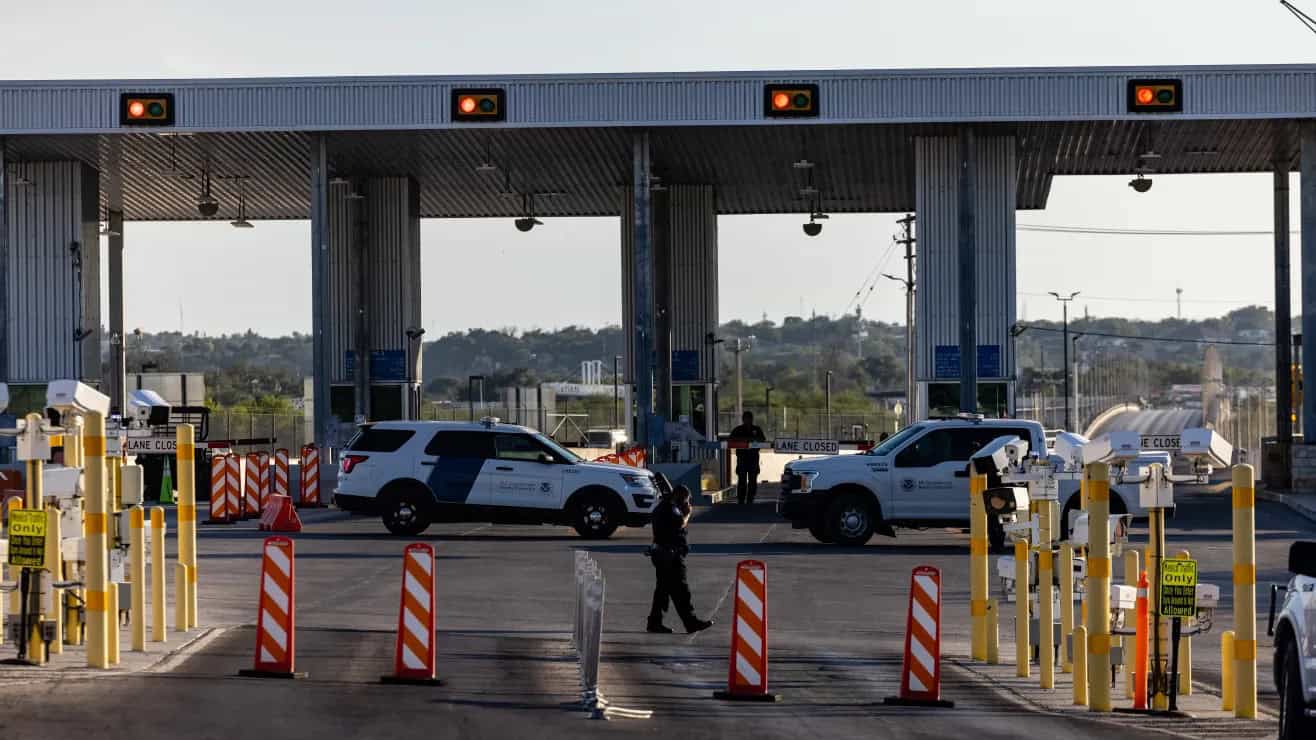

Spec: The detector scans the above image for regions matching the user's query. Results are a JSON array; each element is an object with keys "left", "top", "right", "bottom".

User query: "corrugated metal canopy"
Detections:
[{"left": 1, "top": 118, "right": 1297, "bottom": 221}]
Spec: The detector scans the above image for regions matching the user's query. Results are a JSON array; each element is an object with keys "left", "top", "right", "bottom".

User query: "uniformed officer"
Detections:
[
  {"left": 729, "top": 411, "right": 766, "bottom": 505},
  {"left": 647, "top": 485, "right": 714, "bottom": 634}
]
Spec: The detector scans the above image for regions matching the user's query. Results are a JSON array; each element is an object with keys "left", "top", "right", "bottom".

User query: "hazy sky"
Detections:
[{"left": 4, "top": 1, "right": 1315, "bottom": 336}]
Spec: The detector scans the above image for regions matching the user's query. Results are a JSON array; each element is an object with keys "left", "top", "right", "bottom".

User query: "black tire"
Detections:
[
  {"left": 808, "top": 521, "right": 832, "bottom": 543},
  {"left": 824, "top": 492, "right": 876, "bottom": 547},
  {"left": 572, "top": 490, "right": 622, "bottom": 539},
  {"left": 381, "top": 487, "right": 431, "bottom": 536},
  {"left": 1280, "top": 638, "right": 1315, "bottom": 740}
]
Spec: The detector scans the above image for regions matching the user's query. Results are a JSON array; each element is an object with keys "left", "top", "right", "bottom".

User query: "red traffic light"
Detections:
[
  {"left": 764, "top": 84, "right": 819, "bottom": 118},
  {"left": 452, "top": 89, "right": 505, "bottom": 122},
  {"left": 120, "top": 92, "right": 174, "bottom": 126},
  {"left": 1127, "top": 79, "right": 1181, "bottom": 113}
]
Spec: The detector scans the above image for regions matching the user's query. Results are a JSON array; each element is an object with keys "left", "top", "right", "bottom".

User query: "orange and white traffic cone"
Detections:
[
  {"left": 298, "top": 445, "right": 321, "bottom": 508},
  {"left": 206, "top": 454, "right": 233, "bottom": 524},
  {"left": 381, "top": 543, "right": 442, "bottom": 685},
  {"left": 244, "top": 453, "right": 262, "bottom": 518},
  {"left": 238, "top": 536, "right": 305, "bottom": 678},
  {"left": 713, "top": 560, "right": 779, "bottom": 701},
  {"left": 258, "top": 452, "right": 272, "bottom": 510},
  {"left": 884, "top": 565, "right": 954, "bottom": 707},
  {"left": 273, "top": 448, "right": 290, "bottom": 498}
]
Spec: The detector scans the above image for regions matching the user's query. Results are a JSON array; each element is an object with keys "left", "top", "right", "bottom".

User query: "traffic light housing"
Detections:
[
  {"left": 120, "top": 93, "right": 175, "bottom": 126},
  {"left": 452, "top": 89, "right": 505, "bottom": 122},
  {"left": 764, "top": 84, "right": 819, "bottom": 118},
  {"left": 1127, "top": 79, "right": 1182, "bottom": 113}
]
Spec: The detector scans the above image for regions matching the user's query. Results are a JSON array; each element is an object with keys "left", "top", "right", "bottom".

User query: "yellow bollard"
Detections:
[
  {"left": 23, "top": 449, "right": 46, "bottom": 665},
  {"left": 1085, "top": 462, "right": 1112, "bottom": 712},
  {"left": 174, "top": 563, "right": 189, "bottom": 632},
  {"left": 130, "top": 506, "right": 145, "bottom": 652},
  {"left": 1039, "top": 499, "right": 1055, "bottom": 690},
  {"left": 969, "top": 471, "right": 989, "bottom": 661},
  {"left": 4, "top": 498, "right": 20, "bottom": 644},
  {"left": 1231, "top": 464, "right": 1256, "bottom": 719},
  {"left": 1176, "top": 548, "right": 1192, "bottom": 696},
  {"left": 176, "top": 425, "right": 198, "bottom": 630},
  {"left": 1123, "top": 549, "right": 1141, "bottom": 699},
  {"left": 83, "top": 411, "right": 110, "bottom": 668},
  {"left": 986, "top": 598, "right": 1000, "bottom": 664},
  {"left": 1015, "top": 536, "right": 1030, "bottom": 678},
  {"left": 1060, "top": 544, "right": 1074, "bottom": 673},
  {"left": 1148, "top": 507, "right": 1169, "bottom": 711},
  {"left": 151, "top": 507, "right": 167, "bottom": 642},
  {"left": 64, "top": 558, "right": 83, "bottom": 646},
  {"left": 1073, "top": 625, "right": 1089, "bottom": 706},
  {"left": 108, "top": 582, "right": 120, "bottom": 665},
  {"left": 1221, "top": 630, "right": 1235, "bottom": 712},
  {"left": 45, "top": 505, "right": 63, "bottom": 655}
]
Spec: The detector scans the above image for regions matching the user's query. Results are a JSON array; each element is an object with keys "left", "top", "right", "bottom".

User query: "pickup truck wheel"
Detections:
[
  {"left": 825, "top": 493, "right": 875, "bottom": 546},
  {"left": 572, "top": 490, "right": 621, "bottom": 540},
  {"left": 808, "top": 522, "right": 832, "bottom": 543},
  {"left": 382, "top": 489, "right": 431, "bottom": 536},
  {"left": 1280, "top": 638, "right": 1315, "bottom": 740}
]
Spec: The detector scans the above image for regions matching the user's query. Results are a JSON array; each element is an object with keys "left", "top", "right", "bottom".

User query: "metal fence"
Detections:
[
  {"left": 718, "top": 408, "right": 901, "bottom": 441},
  {"left": 206, "top": 410, "right": 310, "bottom": 455}
]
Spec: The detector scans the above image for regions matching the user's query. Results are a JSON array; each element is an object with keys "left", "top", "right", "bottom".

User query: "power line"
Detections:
[
  {"left": 1018, "top": 291, "right": 1264, "bottom": 306},
  {"left": 1014, "top": 323, "right": 1274, "bottom": 347},
  {"left": 1018, "top": 223, "right": 1295, "bottom": 237}
]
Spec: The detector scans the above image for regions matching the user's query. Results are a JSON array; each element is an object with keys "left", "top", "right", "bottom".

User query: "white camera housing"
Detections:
[
  {"left": 1052, "top": 432, "right": 1089, "bottom": 469},
  {"left": 1179, "top": 427, "right": 1233, "bottom": 471},
  {"left": 971, "top": 435, "right": 1026, "bottom": 476},
  {"left": 1081, "top": 431, "right": 1142, "bottom": 466},
  {"left": 128, "top": 388, "right": 171, "bottom": 425},
  {"left": 46, "top": 380, "right": 110, "bottom": 418}
]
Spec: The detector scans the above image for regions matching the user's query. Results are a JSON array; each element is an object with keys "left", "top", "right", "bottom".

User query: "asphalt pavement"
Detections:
[{"left": 0, "top": 484, "right": 1299, "bottom": 739}]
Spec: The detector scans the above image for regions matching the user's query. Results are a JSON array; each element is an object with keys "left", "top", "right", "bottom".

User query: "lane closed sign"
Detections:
[{"left": 773, "top": 438, "right": 839, "bottom": 455}]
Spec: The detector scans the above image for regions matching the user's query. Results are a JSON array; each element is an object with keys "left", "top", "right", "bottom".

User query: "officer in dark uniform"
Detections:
[
  {"left": 729, "top": 411, "right": 766, "bottom": 505},
  {"left": 647, "top": 485, "right": 714, "bottom": 634}
]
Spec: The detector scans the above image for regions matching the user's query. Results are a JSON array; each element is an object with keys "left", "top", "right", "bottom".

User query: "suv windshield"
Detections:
[
  {"left": 867, "top": 423, "right": 925, "bottom": 456},
  {"left": 534, "top": 433, "right": 583, "bottom": 463}
]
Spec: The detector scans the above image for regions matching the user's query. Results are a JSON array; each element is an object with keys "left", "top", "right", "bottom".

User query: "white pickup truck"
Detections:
[
  {"left": 777, "top": 416, "right": 1144, "bottom": 546},
  {"left": 1271, "top": 540, "right": 1316, "bottom": 739}
]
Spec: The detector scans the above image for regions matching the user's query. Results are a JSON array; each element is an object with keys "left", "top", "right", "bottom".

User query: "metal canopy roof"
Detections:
[{"left": 0, "top": 64, "right": 1309, "bottom": 221}]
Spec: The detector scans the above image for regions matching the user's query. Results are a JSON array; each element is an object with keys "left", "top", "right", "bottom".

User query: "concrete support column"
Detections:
[
  {"left": 629, "top": 134, "right": 655, "bottom": 451},
  {"left": 1301, "top": 122, "right": 1316, "bottom": 438},
  {"left": 914, "top": 135, "right": 1016, "bottom": 418},
  {"left": 0, "top": 145, "right": 7, "bottom": 385},
  {"left": 107, "top": 210, "right": 125, "bottom": 414},
  {"left": 3, "top": 161, "right": 101, "bottom": 387},
  {"left": 1275, "top": 160, "right": 1293, "bottom": 445},
  {"left": 310, "top": 136, "right": 332, "bottom": 448},
  {"left": 325, "top": 176, "right": 421, "bottom": 427}
]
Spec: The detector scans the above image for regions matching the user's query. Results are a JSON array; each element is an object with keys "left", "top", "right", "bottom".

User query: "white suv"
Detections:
[
  {"left": 333, "top": 418, "right": 659, "bottom": 538},
  {"left": 1271, "top": 540, "right": 1316, "bottom": 739}
]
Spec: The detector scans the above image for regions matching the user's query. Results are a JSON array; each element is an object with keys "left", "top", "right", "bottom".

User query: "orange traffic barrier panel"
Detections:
[
  {"left": 299, "top": 445, "right": 321, "bottom": 508},
  {"left": 713, "top": 560, "right": 779, "bottom": 701},
  {"left": 207, "top": 454, "right": 233, "bottom": 524},
  {"left": 244, "top": 453, "right": 262, "bottom": 518},
  {"left": 226, "top": 454, "right": 242, "bottom": 520},
  {"left": 885, "top": 565, "right": 954, "bottom": 707},
  {"left": 259, "top": 495, "right": 302, "bottom": 533},
  {"left": 273, "top": 448, "right": 290, "bottom": 498},
  {"left": 381, "top": 543, "right": 442, "bottom": 685},
  {"left": 238, "top": 536, "right": 304, "bottom": 679}
]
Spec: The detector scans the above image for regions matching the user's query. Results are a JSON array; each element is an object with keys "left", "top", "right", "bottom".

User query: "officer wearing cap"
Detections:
[{"left": 646, "top": 485, "right": 714, "bottom": 634}]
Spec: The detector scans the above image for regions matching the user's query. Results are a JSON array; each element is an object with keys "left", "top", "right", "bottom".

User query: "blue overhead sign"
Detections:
[
  {"left": 672, "top": 351, "right": 700, "bottom": 382},
  {"left": 933, "top": 345, "right": 1003, "bottom": 380},
  {"left": 345, "top": 350, "right": 408, "bottom": 383}
]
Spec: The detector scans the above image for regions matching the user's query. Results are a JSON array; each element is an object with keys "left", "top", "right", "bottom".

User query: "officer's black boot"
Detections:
[{"left": 683, "top": 617, "right": 715, "bottom": 634}]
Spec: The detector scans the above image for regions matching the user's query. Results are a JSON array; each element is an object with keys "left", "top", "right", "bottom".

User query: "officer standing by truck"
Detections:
[
  {"left": 646, "top": 485, "right": 714, "bottom": 635},
  {"left": 730, "top": 411, "right": 766, "bottom": 505}
]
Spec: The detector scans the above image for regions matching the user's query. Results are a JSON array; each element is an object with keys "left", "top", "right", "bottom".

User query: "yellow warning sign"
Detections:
[
  {"left": 1159, "top": 558, "right": 1198, "bottom": 618},
  {"left": 6, "top": 509, "right": 47, "bottom": 568}
]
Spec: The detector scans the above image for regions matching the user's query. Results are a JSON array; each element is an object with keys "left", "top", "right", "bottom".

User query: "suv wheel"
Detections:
[
  {"left": 572, "top": 491, "right": 621, "bottom": 539},
  {"left": 825, "top": 492, "right": 875, "bottom": 546},
  {"left": 1280, "top": 638, "right": 1315, "bottom": 740},
  {"left": 382, "top": 488, "right": 431, "bottom": 536},
  {"left": 808, "top": 521, "right": 833, "bottom": 543}
]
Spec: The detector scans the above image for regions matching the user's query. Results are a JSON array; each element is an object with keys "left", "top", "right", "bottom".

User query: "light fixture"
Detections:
[
  {"left": 230, "top": 177, "right": 255, "bottom": 228},
  {"left": 1128, "top": 174, "right": 1153, "bottom": 193},
  {"left": 802, "top": 213, "right": 824, "bottom": 237},
  {"left": 196, "top": 162, "right": 219, "bottom": 218}
]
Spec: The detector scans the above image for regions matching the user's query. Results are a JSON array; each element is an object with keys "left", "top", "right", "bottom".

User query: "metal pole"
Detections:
[
  {"left": 825, "top": 371, "right": 833, "bottom": 437},
  {"left": 957, "top": 128, "right": 978, "bottom": 413},
  {"left": 969, "top": 471, "right": 989, "bottom": 660},
  {"left": 613, "top": 355, "right": 620, "bottom": 429},
  {"left": 1016, "top": 536, "right": 1030, "bottom": 678},
  {"left": 765, "top": 387, "right": 773, "bottom": 437},
  {"left": 734, "top": 338, "right": 744, "bottom": 421},
  {"left": 1300, "top": 122, "right": 1316, "bottom": 439},
  {"left": 176, "top": 423, "right": 197, "bottom": 630},
  {"left": 151, "top": 507, "right": 166, "bottom": 642},
  {"left": 632, "top": 132, "right": 654, "bottom": 452},
  {"left": 108, "top": 210, "right": 126, "bottom": 415},
  {"left": 1232, "top": 464, "right": 1257, "bottom": 718},
  {"left": 1272, "top": 160, "right": 1292, "bottom": 440},
  {"left": 0, "top": 145, "right": 7, "bottom": 384},
  {"left": 1085, "top": 462, "right": 1112, "bottom": 712},
  {"left": 310, "top": 135, "right": 332, "bottom": 449},
  {"left": 84, "top": 412, "right": 109, "bottom": 668},
  {"left": 1062, "top": 302, "right": 1070, "bottom": 430}
]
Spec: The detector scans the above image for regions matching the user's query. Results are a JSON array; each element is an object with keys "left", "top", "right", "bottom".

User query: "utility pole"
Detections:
[
  {"left": 1049, "top": 291, "right": 1080, "bottom": 431},
  {"left": 1176, "top": 286, "right": 1183, "bottom": 320},
  {"left": 885, "top": 213, "right": 916, "bottom": 425},
  {"left": 731, "top": 337, "right": 753, "bottom": 420}
]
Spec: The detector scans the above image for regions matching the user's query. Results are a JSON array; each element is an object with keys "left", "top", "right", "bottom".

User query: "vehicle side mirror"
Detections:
[
  {"left": 1289, "top": 541, "right": 1316, "bottom": 578},
  {"left": 538, "top": 452, "right": 554, "bottom": 465}
]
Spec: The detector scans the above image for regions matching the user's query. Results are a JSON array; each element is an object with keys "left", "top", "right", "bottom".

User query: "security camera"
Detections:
[
  {"left": 128, "top": 388, "right": 171, "bottom": 426},
  {"left": 1128, "top": 175, "right": 1153, "bottom": 193},
  {"left": 1052, "top": 432, "right": 1089, "bottom": 469},
  {"left": 1179, "top": 427, "right": 1233, "bottom": 470},
  {"left": 46, "top": 379, "right": 111, "bottom": 418},
  {"left": 514, "top": 217, "right": 542, "bottom": 232},
  {"left": 197, "top": 195, "right": 220, "bottom": 217},
  {"left": 802, "top": 221, "right": 822, "bottom": 237},
  {"left": 1081, "top": 431, "right": 1142, "bottom": 466},
  {"left": 971, "top": 435, "right": 1025, "bottom": 477}
]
